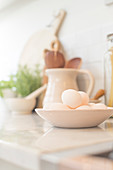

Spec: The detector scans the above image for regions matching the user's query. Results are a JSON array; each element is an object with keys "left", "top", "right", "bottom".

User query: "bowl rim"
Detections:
[
  {"left": 5, "top": 98, "right": 36, "bottom": 102},
  {"left": 35, "top": 107, "right": 113, "bottom": 112}
]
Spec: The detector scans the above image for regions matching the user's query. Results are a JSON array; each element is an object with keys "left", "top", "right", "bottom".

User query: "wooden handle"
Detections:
[
  {"left": 51, "top": 40, "right": 60, "bottom": 51},
  {"left": 50, "top": 9, "right": 66, "bottom": 35},
  {"left": 92, "top": 89, "right": 105, "bottom": 100}
]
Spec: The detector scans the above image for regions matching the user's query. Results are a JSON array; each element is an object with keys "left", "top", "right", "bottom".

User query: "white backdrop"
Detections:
[{"left": 0, "top": 0, "right": 113, "bottom": 96}]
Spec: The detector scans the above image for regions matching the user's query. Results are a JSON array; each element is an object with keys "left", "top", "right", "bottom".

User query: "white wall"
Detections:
[{"left": 0, "top": 0, "right": 113, "bottom": 96}]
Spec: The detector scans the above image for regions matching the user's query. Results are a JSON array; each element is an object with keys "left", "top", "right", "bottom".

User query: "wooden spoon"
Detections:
[
  {"left": 44, "top": 40, "right": 65, "bottom": 68},
  {"left": 91, "top": 89, "right": 105, "bottom": 100},
  {"left": 65, "top": 57, "right": 82, "bottom": 69}
]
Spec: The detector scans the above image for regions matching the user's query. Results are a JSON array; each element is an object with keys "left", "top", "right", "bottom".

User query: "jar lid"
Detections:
[{"left": 107, "top": 33, "right": 113, "bottom": 41}]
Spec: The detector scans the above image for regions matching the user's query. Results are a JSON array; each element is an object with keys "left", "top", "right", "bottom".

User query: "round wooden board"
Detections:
[
  {"left": 19, "top": 29, "right": 58, "bottom": 69},
  {"left": 19, "top": 10, "right": 66, "bottom": 69}
]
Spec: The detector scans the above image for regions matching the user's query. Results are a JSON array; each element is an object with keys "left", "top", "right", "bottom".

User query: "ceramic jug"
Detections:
[{"left": 43, "top": 68, "right": 94, "bottom": 105}]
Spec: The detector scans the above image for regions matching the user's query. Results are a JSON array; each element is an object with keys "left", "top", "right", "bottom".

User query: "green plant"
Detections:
[
  {"left": 0, "top": 75, "right": 16, "bottom": 97},
  {"left": 0, "top": 65, "right": 42, "bottom": 97},
  {"left": 15, "top": 65, "right": 42, "bottom": 97}
]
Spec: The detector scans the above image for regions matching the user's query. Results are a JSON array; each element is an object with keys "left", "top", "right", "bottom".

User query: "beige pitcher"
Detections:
[{"left": 43, "top": 68, "right": 94, "bottom": 105}]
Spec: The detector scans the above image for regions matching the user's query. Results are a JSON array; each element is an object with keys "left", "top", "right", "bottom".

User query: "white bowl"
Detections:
[
  {"left": 5, "top": 98, "right": 36, "bottom": 114},
  {"left": 35, "top": 107, "right": 113, "bottom": 128}
]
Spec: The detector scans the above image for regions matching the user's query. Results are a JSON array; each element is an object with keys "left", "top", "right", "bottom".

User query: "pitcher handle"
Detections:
[{"left": 77, "top": 69, "right": 95, "bottom": 96}]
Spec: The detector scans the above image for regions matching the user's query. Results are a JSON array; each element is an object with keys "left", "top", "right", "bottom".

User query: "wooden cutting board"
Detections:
[{"left": 19, "top": 9, "right": 66, "bottom": 69}]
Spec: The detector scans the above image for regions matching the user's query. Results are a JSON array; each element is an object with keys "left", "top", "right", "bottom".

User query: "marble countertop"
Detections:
[{"left": 1, "top": 107, "right": 113, "bottom": 170}]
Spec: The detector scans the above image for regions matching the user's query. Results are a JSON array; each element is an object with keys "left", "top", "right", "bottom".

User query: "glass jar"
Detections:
[{"left": 104, "top": 33, "right": 113, "bottom": 106}]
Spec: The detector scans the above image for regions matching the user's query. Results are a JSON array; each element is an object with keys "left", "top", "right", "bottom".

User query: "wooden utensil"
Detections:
[
  {"left": 19, "top": 9, "right": 66, "bottom": 69},
  {"left": 44, "top": 40, "right": 65, "bottom": 68},
  {"left": 91, "top": 89, "right": 105, "bottom": 100},
  {"left": 65, "top": 57, "right": 82, "bottom": 69}
]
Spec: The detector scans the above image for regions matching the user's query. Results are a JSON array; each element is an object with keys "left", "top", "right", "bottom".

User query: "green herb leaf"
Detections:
[{"left": 0, "top": 65, "right": 42, "bottom": 97}]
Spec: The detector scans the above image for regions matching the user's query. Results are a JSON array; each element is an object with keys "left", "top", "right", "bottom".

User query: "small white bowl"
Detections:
[
  {"left": 35, "top": 107, "right": 113, "bottom": 128},
  {"left": 5, "top": 98, "right": 36, "bottom": 114}
]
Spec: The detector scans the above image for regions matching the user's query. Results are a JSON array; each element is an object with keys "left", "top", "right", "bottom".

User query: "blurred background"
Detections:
[{"left": 1, "top": 0, "right": 113, "bottom": 96}]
